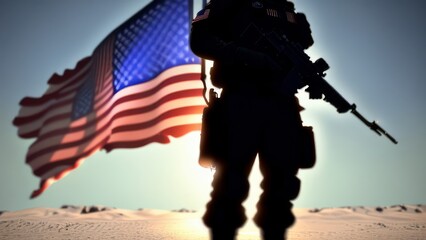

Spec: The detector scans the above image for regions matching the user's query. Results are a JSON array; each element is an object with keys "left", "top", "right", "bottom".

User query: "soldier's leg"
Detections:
[
  {"left": 203, "top": 94, "right": 258, "bottom": 239},
  {"left": 254, "top": 98, "right": 303, "bottom": 240},
  {"left": 203, "top": 162, "right": 255, "bottom": 239},
  {"left": 254, "top": 159, "right": 300, "bottom": 239}
]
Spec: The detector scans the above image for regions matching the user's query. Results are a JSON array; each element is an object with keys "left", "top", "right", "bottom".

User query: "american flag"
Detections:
[{"left": 13, "top": 0, "right": 205, "bottom": 198}]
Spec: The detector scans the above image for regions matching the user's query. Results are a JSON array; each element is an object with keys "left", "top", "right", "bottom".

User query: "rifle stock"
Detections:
[{"left": 241, "top": 23, "right": 398, "bottom": 144}]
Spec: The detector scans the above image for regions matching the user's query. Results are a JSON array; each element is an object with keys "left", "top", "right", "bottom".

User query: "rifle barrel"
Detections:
[{"left": 351, "top": 108, "right": 398, "bottom": 144}]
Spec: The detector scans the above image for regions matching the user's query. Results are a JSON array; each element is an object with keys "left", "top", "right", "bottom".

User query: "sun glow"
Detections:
[
  {"left": 178, "top": 132, "right": 215, "bottom": 209},
  {"left": 244, "top": 158, "right": 264, "bottom": 218},
  {"left": 179, "top": 131, "right": 265, "bottom": 215}
]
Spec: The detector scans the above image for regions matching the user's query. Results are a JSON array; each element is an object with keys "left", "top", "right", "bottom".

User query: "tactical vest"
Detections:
[
  {"left": 210, "top": 0, "right": 313, "bottom": 88},
  {"left": 234, "top": 0, "right": 299, "bottom": 41}
]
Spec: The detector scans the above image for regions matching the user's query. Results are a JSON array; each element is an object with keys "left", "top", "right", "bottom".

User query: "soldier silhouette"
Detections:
[{"left": 190, "top": 0, "right": 315, "bottom": 239}]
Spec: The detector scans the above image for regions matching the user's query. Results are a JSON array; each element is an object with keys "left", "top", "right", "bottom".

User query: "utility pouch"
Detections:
[
  {"left": 299, "top": 126, "right": 316, "bottom": 169},
  {"left": 199, "top": 89, "right": 226, "bottom": 168},
  {"left": 209, "top": 63, "right": 225, "bottom": 88}
]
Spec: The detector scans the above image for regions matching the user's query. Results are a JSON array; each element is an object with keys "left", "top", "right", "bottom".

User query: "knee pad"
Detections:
[
  {"left": 203, "top": 201, "right": 247, "bottom": 229},
  {"left": 211, "top": 171, "right": 250, "bottom": 201}
]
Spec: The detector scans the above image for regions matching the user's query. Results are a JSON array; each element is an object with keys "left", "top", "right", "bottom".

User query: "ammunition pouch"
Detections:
[
  {"left": 209, "top": 63, "right": 228, "bottom": 88},
  {"left": 199, "top": 93, "right": 226, "bottom": 168},
  {"left": 298, "top": 126, "right": 316, "bottom": 169}
]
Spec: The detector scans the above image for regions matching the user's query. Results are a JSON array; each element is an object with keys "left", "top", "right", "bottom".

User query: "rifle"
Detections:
[{"left": 241, "top": 23, "right": 398, "bottom": 144}]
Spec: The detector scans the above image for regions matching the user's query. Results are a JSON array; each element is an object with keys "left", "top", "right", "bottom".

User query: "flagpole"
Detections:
[
  {"left": 188, "top": 0, "right": 209, "bottom": 104},
  {"left": 188, "top": 0, "right": 194, "bottom": 23},
  {"left": 197, "top": 0, "right": 209, "bottom": 105}
]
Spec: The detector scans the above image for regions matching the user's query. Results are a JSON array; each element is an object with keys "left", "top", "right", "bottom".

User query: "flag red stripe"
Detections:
[
  {"left": 16, "top": 0, "right": 204, "bottom": 199},
  {"left": 29, "top": 121, "right": 200, "bottom": 199},
  {"left": 30, "top": 106, "right": 204, "bottom": 175},
  {"left": 15, "top": 69, "right": 193, "bottom": 132},
  {"left": 20, "top": 75, "right": 203, "bottom": 163},
  {"left": 47, "top": 57, "right": 92, "bottom": 84},
  {"left": 27, "top": 95, "right": 204, "bottom": 167},
  {"left": 27, "top": 98, "right": 204, "bottom": 170},
  {"left": 17, "top": 84, "right": 113, "bottom": 139},
  {"left": 104, "top": 123, "right": 201, "bottom": 151},
  {"left": 33, "top": 86, "right": 201, "bottom": 146},
  {"left": 14, "top": 95, "right": 76, "bottom": 126},
  {"left": 19, "top": 63, "right": 92, "bottom": 107},
  {"left": 25, "top": 68, "right": 202, "bottom": 157},
  {"left": 21, "top": 66, "right": 204, "bottom": 178},
  {"left": 96, "top": 37, "right": 114, "bottom": 93},
  {"left": 19, "top": 72, "right": 199, "bottom": 143},
  {"left": 111, "top": 103, "right": 203, "bottom": 134},
  {"left": 30, "top": 122, "right": 201, "bottom": 199},
  {"left": 14, "top": 73, "right": 113, "bottom": 136},
  {"left": 26, "top": 90, "right": 203, "bottom": 163},
  {"left": 13, "top": 70, "right": 95, "bottom": 124},
  {"left": 19, "top": 76, "right": 112, "bottom": 128},
  {"left": 29, "top": 135, "right": 109, "bottom": 199},
  {"left": 16, "top": 36, "right": 112, "bottom": 118}
]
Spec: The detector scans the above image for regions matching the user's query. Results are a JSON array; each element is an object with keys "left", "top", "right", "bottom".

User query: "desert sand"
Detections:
[{"left": 0, "top": 204, "right": 425, "bottom": 239}]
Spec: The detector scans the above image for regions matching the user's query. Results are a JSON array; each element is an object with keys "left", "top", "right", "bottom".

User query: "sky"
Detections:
[{"left": 0, "top": 0, "right": 425, "bottom": 213}]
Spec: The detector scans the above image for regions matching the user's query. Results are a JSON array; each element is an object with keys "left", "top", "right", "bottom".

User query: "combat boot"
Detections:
[
  {"left": 210, "top": 228, "right": 237, "bottom": 240},
  {"left": 261, "top": 229, "right": 287, "bottom": 240}
]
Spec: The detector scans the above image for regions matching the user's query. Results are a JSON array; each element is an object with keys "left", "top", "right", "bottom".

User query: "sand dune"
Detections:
[{"left": 0, "top": 204, "right": 425, "bottom": 239}]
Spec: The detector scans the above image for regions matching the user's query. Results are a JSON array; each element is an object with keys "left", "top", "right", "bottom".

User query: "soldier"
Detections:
[{"left": 190, "top": 0, "right": 315, "bottom": 239}]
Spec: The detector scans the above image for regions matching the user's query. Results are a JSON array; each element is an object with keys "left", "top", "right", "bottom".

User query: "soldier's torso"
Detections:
[{"left": 207, "top": 0, "right": 306, "bottom": 90}]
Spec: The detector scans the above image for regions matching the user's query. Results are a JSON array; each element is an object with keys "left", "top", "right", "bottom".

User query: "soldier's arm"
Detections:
[{"left": 190, "top": 0, "right": 234, "bottom": 61}]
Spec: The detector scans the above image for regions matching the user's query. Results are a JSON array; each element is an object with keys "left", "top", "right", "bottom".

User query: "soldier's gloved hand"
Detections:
[{"left": 305, "top": 80, "right": 323, "bottom": 99}]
